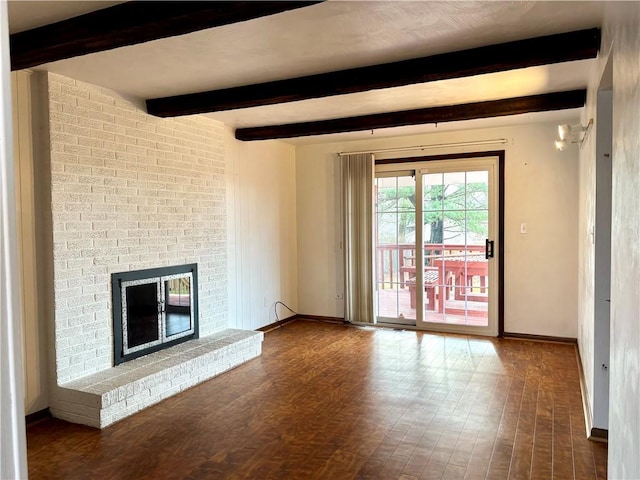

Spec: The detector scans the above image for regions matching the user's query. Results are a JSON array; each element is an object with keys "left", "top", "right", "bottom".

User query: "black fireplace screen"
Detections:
[
  {"left": 112, "top": 264, "right": 198, "bottom": 365},
  {"left": 126, "top": 282, "right": 159, "bottom": 348}
]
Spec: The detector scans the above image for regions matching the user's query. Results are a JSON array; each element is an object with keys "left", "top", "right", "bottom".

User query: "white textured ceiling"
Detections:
[
  {"left": 7, "top": 1, "right": 124, "bottom": 34},
  {"left": 8, "top": 1, "right": 605, "bottom": 144}
]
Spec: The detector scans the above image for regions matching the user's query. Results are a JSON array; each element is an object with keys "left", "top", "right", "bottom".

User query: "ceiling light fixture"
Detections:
[{"left": 554, "top": 119, "right": 593, "bottom": 150}]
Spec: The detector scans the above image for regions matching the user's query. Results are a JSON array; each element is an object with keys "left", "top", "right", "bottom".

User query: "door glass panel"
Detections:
[
  {"left": 464, "top": 171, "right": 489, "bottom": 327},
  {"left": 443, "top": 172, "right": 466, "bottom": 211},
  {"left": 466, "top": 171, "right": 489, "bottom": 210},
  {"left": 422, "top": 169, "right": 490, "bottom": 328},
  {"left": 423, "top": 173, "right": 444, "bottom": 213},
  {"left": 375, "top": 174, "right": 417, "bottom": 323}
]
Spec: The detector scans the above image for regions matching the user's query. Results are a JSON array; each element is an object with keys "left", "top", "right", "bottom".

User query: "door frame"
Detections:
[{"left": 376, "top": 150, "right": 505, "bottom": 336}]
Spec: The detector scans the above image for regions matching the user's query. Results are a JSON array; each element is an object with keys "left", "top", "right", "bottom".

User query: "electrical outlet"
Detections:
[{"left": 520, "top": 223, "right": 527, "bottom": 234}]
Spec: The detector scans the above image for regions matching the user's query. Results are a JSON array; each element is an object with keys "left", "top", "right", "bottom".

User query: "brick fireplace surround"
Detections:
[{"left": 45, "top": 73, "right": 261, "bottom": 428}]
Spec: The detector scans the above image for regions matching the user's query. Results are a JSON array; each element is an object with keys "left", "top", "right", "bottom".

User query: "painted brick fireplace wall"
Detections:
[{"left": 47, "top": 72, "right": 228, "bottom": 385}]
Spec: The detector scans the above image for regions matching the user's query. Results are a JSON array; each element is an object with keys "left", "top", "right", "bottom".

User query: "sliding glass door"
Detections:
[
  {"left": 374, "top": 157, "right": 499, "bottom": 336},
  {"left": 374, "top": 172, "right": 418, "bottom": 325}
]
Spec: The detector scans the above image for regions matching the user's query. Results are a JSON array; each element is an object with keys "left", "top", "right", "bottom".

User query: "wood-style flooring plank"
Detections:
[
  {"left": 507, "top": 375, "right": 539, "bottom": 479},
  {"left": 530, "top": 388, "right": 554, "bottom": 479},
  {"left": 26, "top": 320, "right": 607, "bottom": 480},
  {"left": 552, "top": 403, "right": 576, "bottom": 479},
  {"left": 485, "top": 376, "right": 525, "bottom": 478}
]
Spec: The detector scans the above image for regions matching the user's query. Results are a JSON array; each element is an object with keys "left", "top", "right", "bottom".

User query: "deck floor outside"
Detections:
[{"left": 377, "top": 288, "right": 489, "bottom": 327}]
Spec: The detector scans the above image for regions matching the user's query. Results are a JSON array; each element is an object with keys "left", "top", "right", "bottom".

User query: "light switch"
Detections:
[{"left": 520, "top": 223, "right": 527, "bottom": 234}]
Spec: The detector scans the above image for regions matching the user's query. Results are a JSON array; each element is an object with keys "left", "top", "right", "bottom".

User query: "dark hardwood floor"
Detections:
[{"left": 27, "top": 319, "right": 607, "bottom": 479}]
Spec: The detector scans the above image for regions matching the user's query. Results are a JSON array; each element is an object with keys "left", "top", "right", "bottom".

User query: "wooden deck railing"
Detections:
[{"left": 376, "top": 243, "right": 485, "bottom": 288}]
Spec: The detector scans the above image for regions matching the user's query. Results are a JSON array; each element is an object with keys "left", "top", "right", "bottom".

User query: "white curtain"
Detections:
[{"left": 342, "top": 153, "right": 375, "bottom": 324}]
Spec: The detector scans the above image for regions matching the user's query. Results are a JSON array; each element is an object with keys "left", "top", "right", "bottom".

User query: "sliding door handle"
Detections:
[{"left": 485, "top": 239, "right": 494, "bottom": 259}]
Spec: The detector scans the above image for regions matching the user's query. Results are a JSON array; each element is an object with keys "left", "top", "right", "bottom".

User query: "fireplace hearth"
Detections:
[{"left": 112, "top": 264, "right": 199, "bottom": 365}]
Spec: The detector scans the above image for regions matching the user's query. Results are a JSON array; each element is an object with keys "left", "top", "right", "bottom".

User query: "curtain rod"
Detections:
[{"left": 337, "top": 138, "right": 508, "bottom": 156}]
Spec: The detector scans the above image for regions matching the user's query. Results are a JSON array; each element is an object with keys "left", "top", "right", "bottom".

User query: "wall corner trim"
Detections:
[{"left": 575, "top": 344, "right": 608, "bottom": 442}]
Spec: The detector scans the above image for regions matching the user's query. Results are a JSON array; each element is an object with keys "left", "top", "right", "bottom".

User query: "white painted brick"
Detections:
[
  {"left": 67, "top": 258, "right": 93, "bottom": 270},
  {"left": 63, "top": 184, "right": 92, "bottom": 195},
  {"left": 90, "top": 130, "right": 116, "bottom": 142},
  {"left": 62, "top": 124, "right": 91, "bottom": 137},
  {"left": 50, "top": 91, "right": 79, "bottom": 107},
  {"left": 78, "top": 137, "right": 103, "bottom": 149},
  {"left": 75, "top": 193, "right": 105, "bottom": 205},
  {"left": 62, "top": 221, "right": 92, "bottom": 232},
  {"left": 77, "top": 159, "right": 106, "bottom": 171},
  {"left": 102, "top": 140, "right": 127, "bottom": 154},
  {"left": 79, "top": 231, "right": 108, "bottom": 241},
  {"left": 63, "top": 164, "right": 91, "bottom": 175},
  {"left": 92, "top": 168, "right": 117, "bottom": 180},
  {"left": 115, "top": 186, "right": 138, "bottom": 197},
  {"left": 52, "top": 215, "right": 80, "bottom": 228},
  {"left": 51, "top": 331, "right": 261, "bottom": 427},
  {"left": 104, "top": 177, "right": 128, "bottom": 187},
  {"left": 115, "top": 169, "right": 138, "bottom": 180},
  {"left": 102, "top": 123, "right": 126, "bottom": 135},
  {"left": 48, "top": 73, "right": 228, "bottom": 392},
  {"left": 89, "top": 91, "right": 117, "bottom": 106},
  {"left": 78, "top": 174, "right": 104, "bottom": 185},
  {"left": 51, "top": 192, "right": 80, "bottom": 204},
  {"left": 51, "top": 111, "right": 78, "bottom": 125},
  {"left": 90, "top": 186, "right": 116, "bottom": 196}
]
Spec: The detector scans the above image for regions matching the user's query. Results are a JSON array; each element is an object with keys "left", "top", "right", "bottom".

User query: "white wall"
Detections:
[
  {"left": 296, "top": 122, "right": 580, "bottom": 338},
  {"left": 577, "top": 31, "right": 615, "bottom": 438},
  {"left": 226, "top": 133, "right": 298, "bottom": 330},
  {"left": 502, "top": 124, "right": 579, "bottom": 338},
  {"left": 592, "top": 87, "right": 612, "bottom": 431},
  {"left": 578, "top": 5, "right": 640, "bottom": 464},
  {"left": 578, "top": 79, "right": 597, "bottom": 430},
  {"left": 599, "top": 3, "right": 640, "bottom": 478},
  {"left": 295, "top": 145, "right": 343, "bottom": 318}
]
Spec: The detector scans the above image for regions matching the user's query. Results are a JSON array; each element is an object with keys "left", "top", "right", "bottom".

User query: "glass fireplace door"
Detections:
[
  {"left": 122, "top": 278, "right": 162, "bottom": 355},
  {"left": 162, "top": 273, "right": 195, "bottom": 341},
  {"left": 113, "top": 263, "right": 199, "bottom": 365}
]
